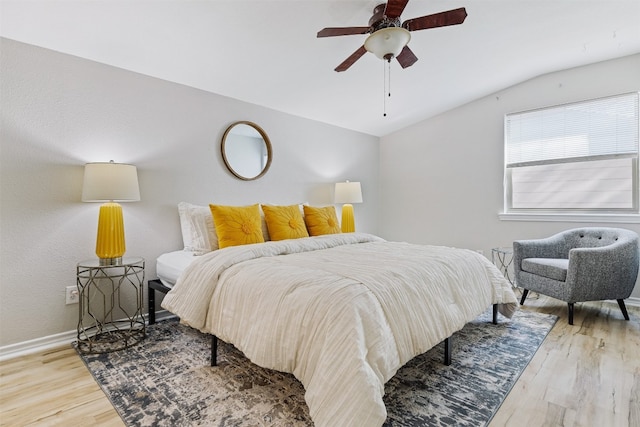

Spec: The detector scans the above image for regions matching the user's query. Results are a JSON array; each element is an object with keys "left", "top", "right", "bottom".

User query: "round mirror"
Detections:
[{"left": 221, "top": 121, "right": 272, "bottom": 181}]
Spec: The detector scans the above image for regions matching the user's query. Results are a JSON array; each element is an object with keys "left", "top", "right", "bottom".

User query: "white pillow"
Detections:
[{"left": 177, "top": 202, "right": 218, "bottom": 254}]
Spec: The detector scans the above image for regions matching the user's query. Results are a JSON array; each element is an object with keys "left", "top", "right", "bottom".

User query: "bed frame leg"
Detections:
[
  {"left": 211, "top": 335, "right": 218, "bottom": 367},
  {"left": 148, "top": 287, "right": 156, "bottom": 325},
  {"left": 444, "top": 337, "right": 452, "bottom": 366},
  {"left": 493, "top": 304, "right": 498, "bottom": 325}
]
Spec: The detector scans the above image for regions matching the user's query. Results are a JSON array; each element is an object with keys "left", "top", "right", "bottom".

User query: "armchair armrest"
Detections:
[
  {"left": 566, "top": 239, "right": 640, "bottom": 301},
  {"left": 513, "top": 233, "right": 567, "bottom": 275}
]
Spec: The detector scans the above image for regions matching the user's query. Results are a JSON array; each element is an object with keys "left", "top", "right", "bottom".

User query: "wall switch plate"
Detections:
[{"left": 66, "top": 286, "right": 79, "bottom": 305}]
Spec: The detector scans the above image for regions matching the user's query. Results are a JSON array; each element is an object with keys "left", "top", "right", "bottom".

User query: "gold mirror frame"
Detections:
[{"left": 221, "top": 121, "right": 273, "bottom": 181}]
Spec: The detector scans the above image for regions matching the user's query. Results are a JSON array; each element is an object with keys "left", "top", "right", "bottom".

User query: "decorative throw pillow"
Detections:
[
  {"left": 303, "top": 205, "right": 341, "bottom": 236},
  {"left": 209, "top": 204, "right": 265, "bottom": 248},
  {"left": 178, "top": 202, "right": 218, "bottom": 253},
  {"left": 261, "top": 204, "right": 309, "bottom": 241}
]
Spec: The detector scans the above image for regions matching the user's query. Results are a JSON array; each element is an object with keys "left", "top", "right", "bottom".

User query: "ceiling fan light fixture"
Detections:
[{"left": 364, "top": 27, "right": 411, "bottom": 60}]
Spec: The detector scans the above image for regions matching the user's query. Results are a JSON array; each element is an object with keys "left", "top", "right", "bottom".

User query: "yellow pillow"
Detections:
[
  {"left": 261, "top": 204, "right": 309, "bottom": 241},
  {"left": 303, "top": 205, "right": 341, "bottom": 236},
  {"left": 209, "top": 204, "right": 265, "bottom": 248}
]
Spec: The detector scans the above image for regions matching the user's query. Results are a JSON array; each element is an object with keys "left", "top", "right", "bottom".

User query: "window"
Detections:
[{"left": 504, "top": 92, "right": 639, "bottom": 215}]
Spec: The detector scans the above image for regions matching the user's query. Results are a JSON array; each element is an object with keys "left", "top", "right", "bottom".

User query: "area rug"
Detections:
[{"left": 76, "top": 309, "right": 557, "bottom": 426}]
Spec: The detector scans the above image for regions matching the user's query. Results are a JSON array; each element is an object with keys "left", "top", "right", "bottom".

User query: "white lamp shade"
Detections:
[
  {"left": 364, "top": 27, "right": 411, "bottom": 60},
  {"left": 334, "top": 181, "right": 363, "bottom": 204},
  {"left": 82, "top": 162, "right": 140, "bottom": 202}
]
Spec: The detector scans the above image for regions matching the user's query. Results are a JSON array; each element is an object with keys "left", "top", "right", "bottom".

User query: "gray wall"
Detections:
[
  {"left": 0, "top": 38, "right": 380, "bottom": 347},
  {"left": 2, "top": 37, "right": 638, "bottom": 350},
  {"left": 379, "top": 53, "right": 640, "bottom": 297}
]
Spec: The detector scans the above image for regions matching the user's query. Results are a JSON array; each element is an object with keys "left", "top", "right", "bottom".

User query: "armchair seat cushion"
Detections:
[{"left": 522, "top": 258, "right": 569, "bottom": 282}]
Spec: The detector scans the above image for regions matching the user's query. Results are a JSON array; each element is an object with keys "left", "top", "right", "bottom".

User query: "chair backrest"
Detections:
[{"left": 559, "top": 227, "right": 638, "bottom": 258}]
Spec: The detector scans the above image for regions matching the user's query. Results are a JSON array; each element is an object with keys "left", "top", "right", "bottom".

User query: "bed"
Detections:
[{"left": 159, "top": 225, "right": 518, "bottom": 427}]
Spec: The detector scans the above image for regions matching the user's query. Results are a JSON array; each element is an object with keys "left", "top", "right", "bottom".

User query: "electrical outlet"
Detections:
[{"left": 66, "top": 286, "right": 79, "bottom": 305}]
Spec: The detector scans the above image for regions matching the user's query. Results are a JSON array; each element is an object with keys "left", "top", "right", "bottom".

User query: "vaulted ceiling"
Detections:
[{"left": 2, "top": 0, "right": 639, "bottom": 136}]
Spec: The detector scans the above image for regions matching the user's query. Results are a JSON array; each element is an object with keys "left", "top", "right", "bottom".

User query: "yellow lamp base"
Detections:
[
  {"left": 95, "top": 202, "right": 126, "bottom": 264},
  {"left": 341, "top": 203, "right": 356, "bottom": 233}
]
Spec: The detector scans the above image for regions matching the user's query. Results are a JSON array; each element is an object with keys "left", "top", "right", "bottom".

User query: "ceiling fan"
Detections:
[{"left": 317, "top": 0, "right": 468, "bottom": 72}]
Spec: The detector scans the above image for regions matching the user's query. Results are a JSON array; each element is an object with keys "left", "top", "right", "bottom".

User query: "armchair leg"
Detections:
[
  {"left": 520, "top": 289, "right": 529, "bottom": 306},
  {"left": 617, "top": 299, "right": 630, "bottom": 321},
  {"left": 568, "top": 303, "right": 574, "bottom": 325}
]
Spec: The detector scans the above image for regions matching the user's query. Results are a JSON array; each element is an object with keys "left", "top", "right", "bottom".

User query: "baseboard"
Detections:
[
  {"left": 0, "top": 329, "right": 78, "bottom": 362},
  {"left": 0, "top": 310, "right": 177, "bottom": 362},
  {"left": 2, "top": 298, "right": 640, "bottom": 362},
  {"left": 625, "top": 296, "right": 640, "bottom": 308}
]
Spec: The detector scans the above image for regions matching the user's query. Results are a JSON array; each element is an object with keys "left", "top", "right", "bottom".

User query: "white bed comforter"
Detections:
[{"left": 162, "top": 233, "right": 518, "bottom": 427}]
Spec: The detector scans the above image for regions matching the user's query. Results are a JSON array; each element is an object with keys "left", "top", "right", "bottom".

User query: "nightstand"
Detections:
[
  {"left": 76, "top": 257, "right": 145, "bottom": 354},
  {"left": 491, "top": 247, "right": 533, "bottom": 298},
  {"left": 491, "top": 247, "right": 516, "bottom": 288}
]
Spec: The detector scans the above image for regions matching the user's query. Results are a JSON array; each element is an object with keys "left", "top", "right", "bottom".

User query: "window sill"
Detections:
[{"left": 498, "top": 213, "right": 640, "bottom": 223}]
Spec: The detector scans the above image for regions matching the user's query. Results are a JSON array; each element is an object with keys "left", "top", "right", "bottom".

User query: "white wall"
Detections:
[
  {"left": 2, "top": 37, "right": 637, "bottom": 350},
  {"left": 0, "top": 38, "right": 380, "bottom": 347},
  {"left": 379, "top": 53, "right": 640, "bottom": 297}
]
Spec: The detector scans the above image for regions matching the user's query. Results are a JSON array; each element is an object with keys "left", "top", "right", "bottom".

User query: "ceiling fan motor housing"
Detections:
[{"left": 369, "top": 3, "right": 402, "bottom": 32}]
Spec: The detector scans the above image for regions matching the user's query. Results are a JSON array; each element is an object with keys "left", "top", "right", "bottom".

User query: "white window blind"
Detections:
[{"left": 504, "top": 92, "right": 639, "bottom": 212}]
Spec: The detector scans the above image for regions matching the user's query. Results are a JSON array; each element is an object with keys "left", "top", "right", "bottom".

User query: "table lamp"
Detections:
[
  {"left": 82, "top": 161, "right": 140, "bottom": 266},
  {"left": 334, "top": 181, "right": 363, "bottom": 233}
]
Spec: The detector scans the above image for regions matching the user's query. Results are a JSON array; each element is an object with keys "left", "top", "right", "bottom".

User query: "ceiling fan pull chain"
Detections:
[
  {"left": 383, "top": 58, "right": 392, "bottom": 117},
  {"left": 387, "top": 58, "right": 391, "bottom": 98},
  {"left": 383, "top": 60, "right": 387, "bottom": 117}
]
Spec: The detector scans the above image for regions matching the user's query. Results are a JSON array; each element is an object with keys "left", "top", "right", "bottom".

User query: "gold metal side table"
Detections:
[
  {"left": 76, "top": 257, "right": 145, "bottom": 354},
  {"left": 491, "top": 247, "right": 534, "bottom": 298},
  {"left": 491, "top": 247, "right": 516, "bottom": 288}
]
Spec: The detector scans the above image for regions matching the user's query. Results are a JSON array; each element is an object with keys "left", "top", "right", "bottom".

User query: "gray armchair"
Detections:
[{"left": 514, "top": 227, "right": 639, "bottom": 325}]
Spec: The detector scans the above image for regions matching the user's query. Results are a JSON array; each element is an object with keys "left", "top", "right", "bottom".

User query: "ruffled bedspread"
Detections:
[{"left": 162, "top": 233, "right": 518, "bottom": 426}]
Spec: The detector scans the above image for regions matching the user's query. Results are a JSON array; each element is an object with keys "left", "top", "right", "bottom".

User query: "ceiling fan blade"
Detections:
[
  {"left": 396, "top": 45, "right": 418, "bottom": 68},
  {"left": 335, "top": 46, "right": 368, "bottom": 72},
  {"left": 384, "top": 0, "right": 410, "bottom": 19},
  {"left": 317, "top": 27, "right": 370, "bottom": 38},
  {"left": 402, "top": 7, "right": 468, "bottom": 32}
]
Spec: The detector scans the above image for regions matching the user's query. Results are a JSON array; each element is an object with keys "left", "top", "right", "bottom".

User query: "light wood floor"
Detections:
[{"left": 1, "top": 295, "right": 639, "bottom": 426}]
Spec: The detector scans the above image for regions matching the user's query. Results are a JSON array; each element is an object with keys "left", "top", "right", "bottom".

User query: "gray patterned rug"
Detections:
[{"left": 77, "top": 308, "right": 557, "bottom": 426}]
